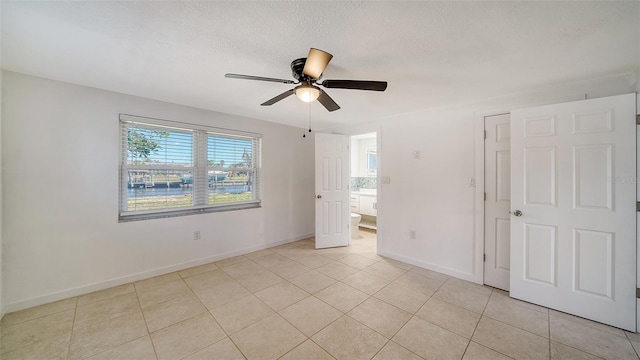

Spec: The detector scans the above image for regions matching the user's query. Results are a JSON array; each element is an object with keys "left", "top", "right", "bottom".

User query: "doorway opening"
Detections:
[{"left": 350, "top": 132, "right": 378, "bottom": 250}]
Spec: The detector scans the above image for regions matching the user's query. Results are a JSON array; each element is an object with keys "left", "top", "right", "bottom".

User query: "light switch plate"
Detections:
[{"left": 382, "top": 176, "right": 391, "bottom": 184}]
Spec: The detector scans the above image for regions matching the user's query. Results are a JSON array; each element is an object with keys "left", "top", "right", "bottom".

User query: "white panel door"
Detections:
[
  {"left": 484, "top": 113, "right": 511, "bottom": 291},
  {"left": 315, "top": 133, "right": 350, "bottom": 249},
  {"left": 510, "top": 93, "right": 636, "bottom": 331}
]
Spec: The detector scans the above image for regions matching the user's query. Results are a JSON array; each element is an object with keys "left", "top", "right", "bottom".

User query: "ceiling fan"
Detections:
[{"left": 225, "top": 48, "right": 388, "bottom": 112}]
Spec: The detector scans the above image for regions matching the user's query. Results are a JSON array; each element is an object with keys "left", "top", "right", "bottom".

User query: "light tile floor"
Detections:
[{"left": 1, "top": 230, "right": 639, "bottom": 359}]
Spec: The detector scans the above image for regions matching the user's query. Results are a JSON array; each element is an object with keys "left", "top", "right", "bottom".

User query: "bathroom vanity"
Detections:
[{"left": 350, "top": 189, "right": 377, "bottom": 230}]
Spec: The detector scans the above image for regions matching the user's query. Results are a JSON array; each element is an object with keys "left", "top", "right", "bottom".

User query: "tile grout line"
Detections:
[
  {"left": 459, "top": 288, "right": 500, "bottom": 360},
  {"left": 65, "top": 296, "right": 80, "bottom": 359},
  {"left": 132, "top": 281, "right": 160, "bottom": 360}
]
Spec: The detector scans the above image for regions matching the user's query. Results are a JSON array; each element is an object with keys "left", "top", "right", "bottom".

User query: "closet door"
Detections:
[{"left": 510, "top": 93, "right": 636, "bottom": 331}]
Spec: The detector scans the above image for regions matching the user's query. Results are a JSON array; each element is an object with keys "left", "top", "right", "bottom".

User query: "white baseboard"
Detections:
[
  {"left": 2, "top": 233, "right": 314, "bottom": 315},
  {"left": 378, "top": 250, "right": 478, "bottom": 283}
]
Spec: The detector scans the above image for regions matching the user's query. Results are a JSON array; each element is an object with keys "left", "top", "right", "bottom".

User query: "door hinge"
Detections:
[
  {"left": 637, "top": 288, "right": 640, "bottom": 298},
  {"left": 484, "top": 130, "right": 487, "bottom": 139},
  {"left": 636, "top": 114, "right": 640, "bottom": 125},
  {"left": 637, "top": 202, "right": 640, "bottom": 212},
  {"left": 484, "top": 192, "right": 487, "bottom": 201},
  {"left": 483, "top": 253, "right": 486, "bottom": 262}
]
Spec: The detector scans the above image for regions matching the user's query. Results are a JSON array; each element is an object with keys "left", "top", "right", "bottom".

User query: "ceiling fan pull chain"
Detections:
[{"left": 308, "top": 102, "right": 312, "bottom": 133}]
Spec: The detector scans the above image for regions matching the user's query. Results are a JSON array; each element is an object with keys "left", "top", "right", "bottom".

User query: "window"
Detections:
[
  {"left": 119, "top": 114, "right": 261, "bottom": 221},
  {"left": 367, "top": 145, "right": 377, "bottom": 175}
]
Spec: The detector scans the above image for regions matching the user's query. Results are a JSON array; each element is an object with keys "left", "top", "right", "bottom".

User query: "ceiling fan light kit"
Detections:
[
  {"left": 225, "top": 48, "right": 388, "bottom": 112},
  {"left": 295, "top": 83, "right": 320, "bottom": 103}
]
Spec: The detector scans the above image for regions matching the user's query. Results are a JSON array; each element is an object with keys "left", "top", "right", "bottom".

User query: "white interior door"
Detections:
[
  {"left": 484, "top": 113, "right": 511, "bottom": 291},
  {"left": 315, "top": 133, "right": 350, "bottom": 249},
  {"left": 510, "top": 93, "right": 636, "bottom": 331}
]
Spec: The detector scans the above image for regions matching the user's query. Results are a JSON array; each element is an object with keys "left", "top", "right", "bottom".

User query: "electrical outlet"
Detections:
[
  {"left": 413, "top": 150, "right": 420, "bottom": 159},
  {"left": 382, "top": 176, "right": 391, "bottom": 184},
  {"left": 468, "top": 177, "right": 476, "bottom": 187},
  {"left": 409, "top": 230, "right": 416, "bottom": 239},
  {"left": 194, "top": 230, "right": 201, "bottom": 240}
]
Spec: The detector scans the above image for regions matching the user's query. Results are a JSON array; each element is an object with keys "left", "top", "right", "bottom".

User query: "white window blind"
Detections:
[{"left": 119, "top": 115, "right": 261, "bottom": 221}]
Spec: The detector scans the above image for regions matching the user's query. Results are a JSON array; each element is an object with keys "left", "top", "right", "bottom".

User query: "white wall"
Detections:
[
  {"left": 359, "top": 72, "right": 638, "bottom": 282},
  {"left": 0, "top": 66, "right": 4, "bottom": 318},
  {"left": 1, "top": 71, "right": 315, "bottom": 312}
]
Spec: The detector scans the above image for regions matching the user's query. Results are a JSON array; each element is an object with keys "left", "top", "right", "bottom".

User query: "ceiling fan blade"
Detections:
[
  {"left": 317, "top": 89, "right": 340, "bottom": 112},
  {"left": 321, "top": 79, "right": 387, "bottom": 91},
  {"left": 261, "top": 89, "right": 295, "bottom": 106},
  {"left": 302, "top": 48, "right": 333, "bottom": 79},
  {"left": 225, "top": 73, "right": 295, "bottom": 84}
]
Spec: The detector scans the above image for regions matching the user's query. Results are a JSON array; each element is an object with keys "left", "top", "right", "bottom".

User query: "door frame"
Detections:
[
  {"left": 330, "top": 123, "right": 383, "bottom": 252},
  {"left": 481, "top": 113, "right": 511, "bottom": 291}
]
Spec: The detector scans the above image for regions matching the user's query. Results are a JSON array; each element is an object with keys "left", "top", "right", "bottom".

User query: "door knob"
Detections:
[
  {"left": 510, "top": 210, "right": 523, "bottom": 217},
  {"left": 316, "top": 195, "right": 322, "bottom": 199}
]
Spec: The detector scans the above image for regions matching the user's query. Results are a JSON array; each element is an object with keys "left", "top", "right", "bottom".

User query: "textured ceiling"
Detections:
[{"left": 2, "top": 1, "right": 639, "bottom": 130}]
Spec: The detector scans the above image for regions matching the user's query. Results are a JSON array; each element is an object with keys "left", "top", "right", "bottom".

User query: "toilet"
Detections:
[{"left": 350, "top": 213, "right": 362, "bottom": 239}]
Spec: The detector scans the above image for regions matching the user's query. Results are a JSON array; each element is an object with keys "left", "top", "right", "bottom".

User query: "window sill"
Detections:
[{"left": 119, "top": 201, "right": 261, "bottom": 222}]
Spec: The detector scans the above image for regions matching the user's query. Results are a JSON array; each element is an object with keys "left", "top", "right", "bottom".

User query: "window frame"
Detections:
[{"left": 119, "top": 114, "right": 262, "bottom": 222}]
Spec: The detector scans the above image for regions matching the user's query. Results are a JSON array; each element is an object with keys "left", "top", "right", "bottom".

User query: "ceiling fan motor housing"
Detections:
[{"left": 291, "top": 58, "right": 311, "bottom": 81}]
